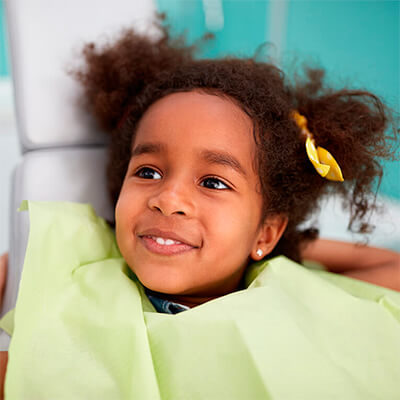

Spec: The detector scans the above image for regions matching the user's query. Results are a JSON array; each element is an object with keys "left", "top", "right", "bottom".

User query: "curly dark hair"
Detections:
[{"left": 74, "top": 15, "right": 398, "bottom": 262}]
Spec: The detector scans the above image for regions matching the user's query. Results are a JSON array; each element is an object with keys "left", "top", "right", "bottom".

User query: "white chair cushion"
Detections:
[
  {"left": 6, "top": 0, "right": 156, "bottom": 150},
  {"left": 0, "top": 147, "right": 113, "bottom": 349}
]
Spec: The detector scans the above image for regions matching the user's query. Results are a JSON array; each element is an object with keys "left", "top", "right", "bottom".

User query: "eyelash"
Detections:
[
  {"left": 135, "top": 167, "right": 162, "bottom": 180},
  {"left": 134, "top": 167, "right": 231, "bottom": 190}
]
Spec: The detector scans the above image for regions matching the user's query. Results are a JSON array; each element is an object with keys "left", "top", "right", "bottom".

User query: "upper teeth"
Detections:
[{"left": 152, "top": 236, "right": 182, "bottom": 246}]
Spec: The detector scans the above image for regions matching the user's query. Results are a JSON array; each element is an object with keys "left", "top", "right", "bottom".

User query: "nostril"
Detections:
[{"left": 148, "top": 195, "right": 191, "bottom": 216}]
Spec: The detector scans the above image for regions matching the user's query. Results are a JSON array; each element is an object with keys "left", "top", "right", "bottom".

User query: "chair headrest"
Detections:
[{"left": 6, "top": 0, "right": 156, "bottom": 151}]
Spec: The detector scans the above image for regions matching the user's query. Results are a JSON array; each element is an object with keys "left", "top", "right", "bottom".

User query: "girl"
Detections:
[{"left": 1, "top": 18, "right": 400, "bottom": 399}]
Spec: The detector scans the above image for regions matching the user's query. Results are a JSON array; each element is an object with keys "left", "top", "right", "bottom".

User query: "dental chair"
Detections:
[
  {"left": 0, "top": 0, "right": 157, "bottom": 350},
  {"left": 1, "top": 0, "right": 400, "bottom": 353}
]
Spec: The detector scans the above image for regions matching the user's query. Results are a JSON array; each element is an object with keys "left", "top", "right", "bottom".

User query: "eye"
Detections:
[
  {"left": 200, "top": 177, "right": 230, "bottom": 190},
  {"left": 135, "top": 167, "right": 162, "bottom": 180}
]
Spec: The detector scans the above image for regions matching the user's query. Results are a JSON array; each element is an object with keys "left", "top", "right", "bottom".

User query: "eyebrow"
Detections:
[
  {"left": 131, "top": 142, "right": 166, "bottom": 157},
  {"left": 131, "top": 142, "right": 247, "bottom": 177},
  {"left": 200, "top": 149, "right": 247, "bottom": 178}
]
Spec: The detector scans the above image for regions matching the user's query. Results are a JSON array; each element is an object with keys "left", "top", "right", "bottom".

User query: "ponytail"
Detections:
[{"left": 268, "top": 68, "right": 399, "bottom": 260}]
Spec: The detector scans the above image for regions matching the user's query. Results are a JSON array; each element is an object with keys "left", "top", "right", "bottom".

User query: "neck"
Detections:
[{"left": 146, "top": 275, "right": 247, "bottom": 308}]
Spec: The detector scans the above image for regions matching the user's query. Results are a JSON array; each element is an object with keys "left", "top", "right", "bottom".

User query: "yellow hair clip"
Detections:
[{"left": 291, "top": 111, "right": 344, "bottom": 182}]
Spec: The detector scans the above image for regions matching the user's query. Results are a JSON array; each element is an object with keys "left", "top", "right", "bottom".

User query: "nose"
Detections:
[{"left": 147, "top": 179, "right": 195, "bottom": 217}]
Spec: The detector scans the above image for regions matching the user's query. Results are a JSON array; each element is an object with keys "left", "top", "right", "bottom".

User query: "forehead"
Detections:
[{"left": 134, "top": 91, "right": 256, "bottom": 160}]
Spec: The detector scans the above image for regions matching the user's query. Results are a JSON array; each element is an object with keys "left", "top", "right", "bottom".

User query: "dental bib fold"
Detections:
[{"left": 2, "top": 201, "right": 400, "bottom": 399}]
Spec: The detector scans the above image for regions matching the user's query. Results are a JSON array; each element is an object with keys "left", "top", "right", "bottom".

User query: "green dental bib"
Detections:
[{"left": 2, "top": 201, "right": 400, "bottom": 399}]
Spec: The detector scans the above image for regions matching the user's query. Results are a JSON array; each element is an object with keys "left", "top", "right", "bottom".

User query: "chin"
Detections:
[{"left": 136, "top": 270, "right": 191, "bottom": 295}]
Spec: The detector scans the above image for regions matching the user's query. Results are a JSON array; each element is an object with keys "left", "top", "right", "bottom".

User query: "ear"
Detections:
[{"left": 250, "top": 214, "right": 288, "bottom": 261}]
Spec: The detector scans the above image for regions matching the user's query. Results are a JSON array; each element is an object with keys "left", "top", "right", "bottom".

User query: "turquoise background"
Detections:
[
  {"left": 0, "top": 0, "right": 8, "bottom": 76},
  {"left": 0, "top": 0, "right": 398, "bottom": 199}
]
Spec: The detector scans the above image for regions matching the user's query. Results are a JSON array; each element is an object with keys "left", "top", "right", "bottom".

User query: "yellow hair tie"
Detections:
[{"left": 291, "top": 111, "right": 344, "bottom": 182}]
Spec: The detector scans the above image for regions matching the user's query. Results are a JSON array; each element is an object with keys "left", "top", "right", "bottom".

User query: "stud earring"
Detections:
[{"left": 256, "top": 249, "right": 263, "bottom": 257}]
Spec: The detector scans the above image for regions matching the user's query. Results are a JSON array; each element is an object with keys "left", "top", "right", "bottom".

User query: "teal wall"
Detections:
[
  {"left": 0, "top": 0, "right": 9, "bottom": 76},
  {"left": 284, "top": 1, "right": 399, "bottom": 199},
  {"left": 285, "top": 1, "right": 399, "bottom": 111},
  {"left": 156, "top": 0, "right": 399, "bottom": 200},
  {"left": 0, "top": 0, "right": 398, "bottom": 198},
  {"left": 156, "top": 0, "right": 269, "bottom": 58}
]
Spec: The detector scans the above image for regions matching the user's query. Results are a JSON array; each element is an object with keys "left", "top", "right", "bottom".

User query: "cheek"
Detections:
[
  {"left": 114, "top": 191, "right": 136, "bottom": 254},
  {"left": 115, "top": 183, "right": 140, "bottom": 225},
  {"left": 205, "top": 198, "right": 261, "bottom": 254},
  {"left": 115, "top": 194, "right": 128, "bottom": 231},
  {"left": 114, "top": 203, "right": 127, "bottom": 257}
]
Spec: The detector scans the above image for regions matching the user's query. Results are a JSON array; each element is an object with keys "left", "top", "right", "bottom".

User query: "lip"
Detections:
[
  {"left": 138, "top": 228, "right": 200, "bottom": 248},
  {"left": 139, "top": 236, "right": 197, "bottom": 256}
]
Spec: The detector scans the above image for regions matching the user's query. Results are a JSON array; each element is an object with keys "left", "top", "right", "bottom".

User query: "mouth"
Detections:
[{"left": 138, "top": 229, "right": 200, "bottom": 256}]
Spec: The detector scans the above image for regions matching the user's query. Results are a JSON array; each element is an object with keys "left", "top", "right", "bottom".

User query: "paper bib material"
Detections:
[{"left": 2, "top": 201, "right": 400, "bottom": 399}]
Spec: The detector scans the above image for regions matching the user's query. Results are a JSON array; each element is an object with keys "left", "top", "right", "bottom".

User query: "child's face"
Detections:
[{"left": 115, "top": 91, "right": 274, "bottom": 301}]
